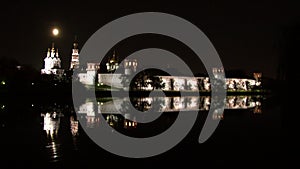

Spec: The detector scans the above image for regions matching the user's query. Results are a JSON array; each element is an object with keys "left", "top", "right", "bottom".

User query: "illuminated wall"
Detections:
[
  {"left": 98, "top": 73, "right": 123, "bottom": 88},
  {"left": 77, "top": 62, "right": 261, "bottom": 91}
]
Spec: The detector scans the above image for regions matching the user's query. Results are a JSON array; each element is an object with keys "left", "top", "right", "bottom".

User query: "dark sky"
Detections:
[{"left": 1, "top": 0, "right": 298, "bottom": 78}]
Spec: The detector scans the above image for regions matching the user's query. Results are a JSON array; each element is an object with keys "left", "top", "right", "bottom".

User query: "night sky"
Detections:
[{"left": 1, "top": 0, "right": 298, "bottom": 78}]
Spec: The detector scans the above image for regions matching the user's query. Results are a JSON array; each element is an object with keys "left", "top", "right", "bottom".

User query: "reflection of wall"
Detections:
[
  {"left": 78, "top": 96, "right": 261, "bottom": 116},
  {"left": 86, "top": 116, "right": 100, "bottom": 128},
  {"left": 77, "top": 96, "right": 262, "bottom": 126},
  {"left": 226, "top": 96, "right": 256, "bottom": 109},
  {"left": 212, "top": 108, "right": 224, "bottom": 120},
  {"left": 78, "top": 102, "right": 96, "bottom": 116}
]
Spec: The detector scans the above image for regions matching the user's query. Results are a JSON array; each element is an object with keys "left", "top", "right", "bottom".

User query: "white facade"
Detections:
[
  {"left": 70, "top": 41, "right": 79, "bottom": 69},
  {"left": 124, "top": 59, "right": 137, "bottom": 75},
  {"left": 98, "top": 73, "right": 123, "bottom": 88},
  {"left": 41, "top": 43, "right": 64, "bottom": 75},
  {"left": 78, "top": 63, "right": 100, "bottom": 85},
  {"left": 72, "top": 47, "right": 260, "bottom": 91},
  {"left": 78, "top": 69, "right": 260, "bottom": 91},
  {"left": 226, "top": 78, "right": 256, "bottom": 91}
]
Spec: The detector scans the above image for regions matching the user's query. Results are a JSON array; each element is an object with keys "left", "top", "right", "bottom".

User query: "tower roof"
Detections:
[
  {"left": 56, "top": 48, "right": 59, "bottom": 58},
  {"left": 73, "top": 35, "right": 78, "bottom": 49},
  {"left": 109, "top": 50, "right": 118, "bottom": 63}
]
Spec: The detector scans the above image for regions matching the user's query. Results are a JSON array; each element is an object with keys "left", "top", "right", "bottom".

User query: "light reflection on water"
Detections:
[
  {"left": 40, "top": 106, "right": 79, "bottom": 162},
  {"left": 77, "top": 95, "right": 262, "bottom": 127},
  {"left": 45, "top": 141, "right": 62, "bottom": 162},
  {"left": 37, "top": 95, "right": 263, "bottom": 162},
  {"left": 0, "top": 94, "right": 281, "bottom": 167}
]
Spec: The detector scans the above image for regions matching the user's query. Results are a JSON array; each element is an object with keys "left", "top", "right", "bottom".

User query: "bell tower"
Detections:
[
  {"left": 124, "top": 59, "right": 137, "bottom": 75},
  {"left": 70, "top": 36, "right": 79, "bottom": 69}
]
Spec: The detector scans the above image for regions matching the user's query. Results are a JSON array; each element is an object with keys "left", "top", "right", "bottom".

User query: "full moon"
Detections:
[{"left": 52, "top": 28, "right": 59, "bottom": 36}]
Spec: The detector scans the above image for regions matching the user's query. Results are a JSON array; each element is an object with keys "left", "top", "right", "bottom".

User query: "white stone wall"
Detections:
[
  {"left": 159, "top": 76, "right": 199, "bottom": 91},
  {"left": 77, "top": 71, "right": 259, "bottom": 91},
  {"left": 226, "top": 78, "right": 257, "bottom": 91},
  {"left": 98, "top": 73, "right": 123, "bottom": 88},
  {"left": 78, "top": 71, "right": 96, "bottom": 85}
]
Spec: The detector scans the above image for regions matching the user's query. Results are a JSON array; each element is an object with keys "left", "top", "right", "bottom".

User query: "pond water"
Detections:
[{"left": 0, "top": 95, "right": 281, "bottom": 168}]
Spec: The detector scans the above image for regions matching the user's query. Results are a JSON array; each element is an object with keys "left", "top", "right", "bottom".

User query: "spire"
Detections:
[
  {"left": 51, "top": 42, "right": 55, "bottom": 56},
  {"left": 50, "top": 42, "right": 55, "bottom": 58},
  {"left": 74, "top": 35, "right": 78, "bottom": 42},
  {"left": 51, "top": 42, "right": 55, "bottom": 49},
  {"left": 70, "top": 35, "right": 80, "bottom": 70},
  {"left": 113, "top": 50, "right": 116, "bottom": 59},
  {"left": 112, "top": 50, "right": 118, "bottom": 61},
  {"left": 109, "top": 50, "right": 117, "bottom": 63},
  {"left": 56, "top": 49, "right": 59, "bottom": 57},
  {"left": 73, "top": 35, "right": 78, "bottom": 49},
  {"left": 47, "top": 48, "right": 50, "bottom": 57}
]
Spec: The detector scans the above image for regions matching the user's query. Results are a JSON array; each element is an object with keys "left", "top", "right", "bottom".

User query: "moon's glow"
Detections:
[{"left": 52, "top": 28, "right": 59, "bottom": 36}]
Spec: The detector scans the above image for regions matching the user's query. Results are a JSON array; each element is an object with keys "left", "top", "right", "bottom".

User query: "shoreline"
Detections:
[{"left": 0, "top": 88, "right": 270, "bottom": 97}]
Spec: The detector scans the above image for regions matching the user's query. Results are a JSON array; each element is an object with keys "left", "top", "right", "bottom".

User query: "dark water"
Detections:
[{"left": 0, "top": 95, "right": 281, "bottom": 168}]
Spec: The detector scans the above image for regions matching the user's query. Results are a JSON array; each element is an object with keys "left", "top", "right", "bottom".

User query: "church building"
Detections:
[{"left": 41, "top": 43, "right": 64, "bottom": 76}]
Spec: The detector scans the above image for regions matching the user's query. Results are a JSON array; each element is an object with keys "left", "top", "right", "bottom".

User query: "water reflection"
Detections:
[
  {"left": 45, "top": 140, "right": 62, "bottom": 162},
  {"left": 41, "top": 112, "right": 63, "bottom": 139},
  {"left": 76, "top": 95, "right": 262, "bottom": 128},
  {"left": 70, "top": 115, "right": 79, "bottom": 136},
  {"left": 38, "top": 95, "right": 263, "bottom": 161},
  {"left": 40, "top": 105, "right": 79, "bottom": 163},
  {"left": 39, "top": 96, "right": 262, "bottom": 134},
  {"left": 41, "top": 108, "right": 79, "bottom": 138}
]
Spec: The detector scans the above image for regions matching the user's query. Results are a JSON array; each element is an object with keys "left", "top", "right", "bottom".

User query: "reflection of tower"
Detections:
[
  {"left": 70, "top": 36, "right": 80, "bottom": 69},
  {"left": 106, "top": 50, "right": 119, "bottom": 73},
  {"left": 42, "top": 112, "right": 61, "bottom": 139},
  {"left": 105, "top": 114, "right": 119, "bottom": 127},
  {"left": 70, "top": 116, "right": 79, "bottom": 136},
  {"left": 124, "top": 59, "right": 137, "bottom": 75},
  {"left": 124, "top": 113, "right": 137, "bottom": 129}
]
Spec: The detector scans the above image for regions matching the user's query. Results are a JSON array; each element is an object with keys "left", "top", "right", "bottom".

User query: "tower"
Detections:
[
  {"left": 86, "top": 63, "right": 100, "bottom": 85},
  {"left": 106, "top": 50, "right": 119, "bottom": 73},
  {"left": 124, "top": 59, "right": 137, "bottom": 75},
  {"left": 212, "top": 67, "right": 225, "bottom": 79},
  {"left": 41, "top": 43, "right": 63, "bottom": 75},
  {"left": 253, "top": 72, "right": 262, "bottom": 87},
  {"left": 70, "top": 36, "right": 80, "bottom": 69}
]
